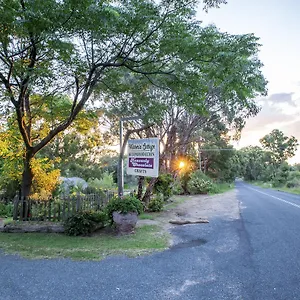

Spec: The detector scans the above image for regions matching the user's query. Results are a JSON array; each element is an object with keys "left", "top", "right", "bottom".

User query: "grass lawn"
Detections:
[
  {"left": 139, "top": 213, "right": 160, "bottom": 220},
  {"left": 0, "top": 225, "right": 170, "bottom": 261}
]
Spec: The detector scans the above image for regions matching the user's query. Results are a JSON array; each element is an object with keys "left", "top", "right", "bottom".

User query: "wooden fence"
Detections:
[{"left": 12, "top": 191, "right": 116, "bottom": 221}]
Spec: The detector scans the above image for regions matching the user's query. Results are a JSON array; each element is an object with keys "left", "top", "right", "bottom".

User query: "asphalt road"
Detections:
[{"left": 1, "top": 182, "right": 300, "bottom": 299}]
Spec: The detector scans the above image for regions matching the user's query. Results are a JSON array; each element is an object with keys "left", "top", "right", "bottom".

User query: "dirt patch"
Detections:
[{"left": 137, "top": 189, "right": 239, "bottom": 242}]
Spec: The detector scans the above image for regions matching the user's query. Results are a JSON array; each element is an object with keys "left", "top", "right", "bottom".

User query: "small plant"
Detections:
[
  {"left": 148, "top": 193, "right": 164, "bottom": 212},
  {"left": 64, "top": 210, "right": 107, "bottom": 236},
  {"left": 153, "top": 173, "right": 174, "bottom": 200},
  {"left": 172, "top": 178, "right": 184, "bottom": 195},
  {"left": 0, "top": 202, "right": 13, "bottom": 218},
  {"left": 88, "top": 172, "right": 116, "bottom": 190},
  {"left": 106, "top": 195, "right": 143, "bottom": 224}
]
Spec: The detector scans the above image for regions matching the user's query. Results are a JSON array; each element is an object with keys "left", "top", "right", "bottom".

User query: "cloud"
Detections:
[
  {"left": 238, "top": 92, "right": 300, "bottom": 163},
  {"left": 244, "top": 99, "right": 295, "bottom": 131},
  {"left": 268, "top": 92, "right": 296, "bottom": 107}
]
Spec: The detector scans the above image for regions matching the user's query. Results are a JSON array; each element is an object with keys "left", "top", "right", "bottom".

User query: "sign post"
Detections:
[{"left": 127, "top": 138, "right": 159, "bottom": 178}]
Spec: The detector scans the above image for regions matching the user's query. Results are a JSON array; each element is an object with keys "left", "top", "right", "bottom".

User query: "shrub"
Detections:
[
  {"left": 64, "top": 210, "right": 107, "bottom": 236},
  {"left": 172, "top": 178, "right": 184, "bottom": 195},
  {"left": 153, "top": 173, "right": 174, "bottom": 200},
  {"left": 288, "top": 171, "right": 300, "bottom": 181},
  {"left": 148, "top": 193, "right": 164, "bottom": 212},
  {"left": 286, "top": 178, "right": 300, "bottom": 188},
  {"left": 106, "top": 195, "right": 143, "bottom": 224},
  {"left": 187, "top": 171, "right": 216, "bottom": 194},
  {"left": 87, "top": 172, "right": 116, "bottom": 190},
  {"left": 0, "top": 202, "right": 13, "bottom": 218}
]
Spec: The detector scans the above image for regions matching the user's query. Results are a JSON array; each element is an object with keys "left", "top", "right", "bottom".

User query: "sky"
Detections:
[{"left": 197, "top": 0, "right": 300, "bottom": 163}]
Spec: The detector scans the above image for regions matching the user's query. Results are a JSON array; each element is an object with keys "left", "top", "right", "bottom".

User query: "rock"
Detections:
[
  {"left": 113, "top": 212, "right": 138, "bottom": 235},
  {"left": 60, "top": 177, "right": 88, "bottom": 194},
  {"left": 169, "top": 219, "right": 209, "bottom": 225}
]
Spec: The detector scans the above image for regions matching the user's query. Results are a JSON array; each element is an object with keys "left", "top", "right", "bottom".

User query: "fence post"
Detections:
[
  {"left": 76, "top": 195, "right": 81, "bottom": 211},
  {"left": 48, "top": 200, "right": 51, "bottom": 221},
  {"left": 13, "top": 194, "right": 19, "bottom": 221},
  {"left": 24, "top": 197, "right": 29, "bottom": 221}
]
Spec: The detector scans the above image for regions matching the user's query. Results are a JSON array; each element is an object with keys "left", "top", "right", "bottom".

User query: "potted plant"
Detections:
[{"left": 106, "top": 195, "right": 143, "bottom": 235}]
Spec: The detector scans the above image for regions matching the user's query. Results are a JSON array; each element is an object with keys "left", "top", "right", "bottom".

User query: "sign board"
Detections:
[{"left": 127, "top": 138, "right": 159, "bottom": 177}]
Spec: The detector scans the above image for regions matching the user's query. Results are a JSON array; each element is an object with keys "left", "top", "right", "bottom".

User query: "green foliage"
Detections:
[
  {"left": 87, "top": 172, "right": 116, "bottom": 191},
  {"left": 260, "top": 129, "right": 298, "bottom": 164},
  {"left": 172, "top": 178, "right": 185, "bottom": 195},
  {"left": 106, "top": 195, "right": 143, "bottom": 224},
  {"left": 153, "top": 174, "right": 174, "bottom": 200},
  {"left": 148, "top": 194, "right": 164, "bottom": 212},
  {"left": 286, "top": 178, "right": 300, "bottom": 188},
  {"left": 0, "top": 0, "right": 267, "bottom": 200},
  {"left": 0, "top": 202, "right": 13, "bottom": 218},
  {"left": 272, "top": 162, "right": 290, "bottom": 188},
  {"left": 187, "top": 171, "right": 216, "bottom": 194},
  {"left": 288, "top": 171, "right": 300, "bottom": 181},
  {"left": 64, "top": 210, "right": 107, "bottom": 236}
]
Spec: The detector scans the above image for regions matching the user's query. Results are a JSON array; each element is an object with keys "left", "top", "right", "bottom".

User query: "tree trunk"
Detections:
[
  {"left": 20, "top": 151, "right": 34, "bottom": 220},
  {"left": 137, "top": 176, "right": 144, "bottom": 200},
  {"left": 21, "top": 151, "right": 34, "bottom": 198},
  {"left": 142, "top": 177, "right": 158, "bottom": 205}
]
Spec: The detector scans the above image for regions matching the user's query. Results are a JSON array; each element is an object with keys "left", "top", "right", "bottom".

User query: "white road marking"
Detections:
[{"left": 245, "top": 185, "right": 300, "bottom": 209}]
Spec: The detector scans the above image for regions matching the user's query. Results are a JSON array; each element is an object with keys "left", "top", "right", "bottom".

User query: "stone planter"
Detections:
[{"left": 112, "top": 211, "right": 138, "bottom": 235}]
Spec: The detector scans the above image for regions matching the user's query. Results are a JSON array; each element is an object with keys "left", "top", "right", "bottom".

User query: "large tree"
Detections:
[
  {"left": 105, "top": 23, "right": 267, "bottom": 172},
  {"left": 260, "top": 129, "right": 298, "bottom": 164},
  {"left": 0, "top": 0, "right": 231, "bottom": 197}
]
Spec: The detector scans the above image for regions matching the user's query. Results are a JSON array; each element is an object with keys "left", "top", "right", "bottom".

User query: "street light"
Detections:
[{"left": 118, "top": 116, "right": 142, "bottom": 197}]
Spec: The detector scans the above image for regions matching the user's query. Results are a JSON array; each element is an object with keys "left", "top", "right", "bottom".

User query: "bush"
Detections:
[
  {"left": 148, "top": 194, "right": 164, "bottom": 212},
  {"left": 64, "top": 210, "right": 107, "bottom": 236},
  {"left": 106, "top": 195, "right": 143, "bottom": 224},
  {"left": 153, "top": 173, "right": 174, "bottom": 200},
  {"left": 286, "top": 178, "right": 300, "bottom": 188},
  {"left": 187, "top": 171, "right": 216, "bottom": 194},
  {"left": 0, "top": 202, "right": 13, "bottom": 218},
  {"left": 172, "top": 178, "right": 184, "bottom": 195},
  {"left": 288, "top": 171, "right": 300, "bottom": 181},
  {"left": 87, "top": 172, "right": 116, "bottom": 191}
]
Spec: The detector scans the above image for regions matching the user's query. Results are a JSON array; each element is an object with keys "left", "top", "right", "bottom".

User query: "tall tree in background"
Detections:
[{"left": 260, "top": 129, "right": 298, "bottom": 164}]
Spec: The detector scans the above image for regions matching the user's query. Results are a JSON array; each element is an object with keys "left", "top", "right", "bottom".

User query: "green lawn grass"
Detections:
[
  {"left": 139, "top": 213, "right": 159, "bottom": 220},
  {"left": 0, "top": 225, "right": 169, "bottom": 260}
]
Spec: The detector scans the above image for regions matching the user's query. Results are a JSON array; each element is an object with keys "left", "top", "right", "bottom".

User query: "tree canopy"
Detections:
[
  {"left": 0, "top": 0, "right": 267, "bottom": 198},
  {"left": 260, "top": 129, "right": 298, "bottom": 164}
]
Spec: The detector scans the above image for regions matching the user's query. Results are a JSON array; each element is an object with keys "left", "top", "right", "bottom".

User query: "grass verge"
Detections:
[
  {"left": 210, "top": 182, "right": 235, "bottom": 195},
  {"left": 139, "top": 213, "right": 160, "bottom": 220},
  {"left": 249, "top": 181, "right": 300, "bottom": 195},
  {"left": 0, "top": 225, "right": 170, "bottom": 260},
  {"left": 164, "top": 195, "right": 190, "bottom": 210}
]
